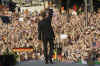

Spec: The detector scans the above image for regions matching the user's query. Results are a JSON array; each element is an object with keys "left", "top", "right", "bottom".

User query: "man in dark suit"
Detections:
[{"left": 38, "top": 9, "right": 55, "bottom": 64}]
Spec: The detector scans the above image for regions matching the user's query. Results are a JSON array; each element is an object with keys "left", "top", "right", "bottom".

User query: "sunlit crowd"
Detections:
[{"left": 0, "top": 5, "right": 100, "bottom": 63}]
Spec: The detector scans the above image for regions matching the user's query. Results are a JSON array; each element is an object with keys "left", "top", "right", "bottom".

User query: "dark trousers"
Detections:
[{"left": 43, "top": 39, "right": 54, "bottom": 61}]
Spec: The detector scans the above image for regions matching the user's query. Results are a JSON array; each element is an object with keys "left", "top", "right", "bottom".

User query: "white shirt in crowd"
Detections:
[{"left": 81, "top": 59, "right": 87, "bottom": 64}]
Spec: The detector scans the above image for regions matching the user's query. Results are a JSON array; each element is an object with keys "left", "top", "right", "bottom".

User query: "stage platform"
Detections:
[{"left": 15, "top": 60, "right": 100, "bottom": 66}]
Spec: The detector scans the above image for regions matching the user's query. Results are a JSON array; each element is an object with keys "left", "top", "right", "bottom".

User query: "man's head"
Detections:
[
  {"left": 39, "top": 11, "right": 46, "bottom": 20},
  {"left": 41, "top": 12, "right": 46, "bottom": 18},
  {"left": 45, "top": 7, "right": 53, "bottom": 16}
]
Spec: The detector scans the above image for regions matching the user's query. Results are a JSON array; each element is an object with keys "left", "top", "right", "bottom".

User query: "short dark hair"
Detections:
[{"left": 41, "top": 12, "right": 46, "bottom": 17}]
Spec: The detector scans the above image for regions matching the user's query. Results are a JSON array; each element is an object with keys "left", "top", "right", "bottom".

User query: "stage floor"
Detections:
[{"left": 15, "top": 60, "right": 100, "bottom": 66}]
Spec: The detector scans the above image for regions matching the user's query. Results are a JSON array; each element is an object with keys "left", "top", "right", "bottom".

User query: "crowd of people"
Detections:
[
  {"left": 51, "top": 8, "right": 100, "bottom": 63},
  {"left": 0, "top": 5, "right": 100, "bottom": 63}
]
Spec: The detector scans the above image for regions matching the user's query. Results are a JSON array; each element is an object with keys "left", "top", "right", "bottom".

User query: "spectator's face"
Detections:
[
  {"left": 39, "top": 16, "right": 43, "bottom": 21},
  {"left": 46, "top": 12, "right": 49, "bottom": 17}
]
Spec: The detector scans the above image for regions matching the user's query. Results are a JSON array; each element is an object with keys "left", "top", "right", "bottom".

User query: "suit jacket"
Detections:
[{"left": 38, "top": 16, "right": 55, "bottom": 40}]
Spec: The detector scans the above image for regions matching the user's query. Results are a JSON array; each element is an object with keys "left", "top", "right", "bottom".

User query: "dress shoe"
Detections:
[
  {"left": 49, "top": 59, "right": 53, "bottom": 64},
  {"left": 45, "top": 60, "right": 49, "bottom": 64}
]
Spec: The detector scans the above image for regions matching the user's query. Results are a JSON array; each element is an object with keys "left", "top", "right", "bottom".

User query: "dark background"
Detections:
[{"left": 61, "top": 0, "right": 100, "bottom": 10}]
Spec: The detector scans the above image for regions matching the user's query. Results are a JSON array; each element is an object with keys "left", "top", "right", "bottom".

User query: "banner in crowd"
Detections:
[
  {"left": 60, "top": 34, "right": 68, "bottom": 40},
  {"left": 20, "top": 6, "right": 44, "bottom": 13},
  {"left": 13, "top": 48, "right": 33, "bottom": 52}
]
